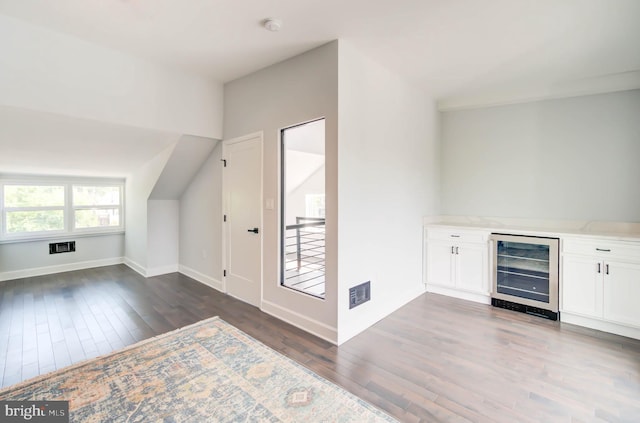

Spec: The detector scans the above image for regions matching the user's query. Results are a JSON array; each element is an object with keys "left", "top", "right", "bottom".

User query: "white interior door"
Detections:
[{"left": 223, "top": 133, "right": 262, "bottom": 307}]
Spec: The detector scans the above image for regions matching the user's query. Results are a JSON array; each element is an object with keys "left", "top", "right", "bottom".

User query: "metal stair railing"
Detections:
[{"left": 283, "top": 217, "right": 325, "bottom": 297}]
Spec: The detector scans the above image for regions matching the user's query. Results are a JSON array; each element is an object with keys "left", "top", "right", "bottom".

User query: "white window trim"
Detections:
[{"left": 0, "top": 176, "right": 125, "bottom": 243}]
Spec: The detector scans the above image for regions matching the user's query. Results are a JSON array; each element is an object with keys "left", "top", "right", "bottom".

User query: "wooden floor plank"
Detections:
[{"left": 1, "top": 264, "right": 640, "bottom": 422}]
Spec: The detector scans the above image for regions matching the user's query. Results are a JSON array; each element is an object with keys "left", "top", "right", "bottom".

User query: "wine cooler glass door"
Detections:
[{"left": 492, "top": 234, "right": 559, "bottom": 313}]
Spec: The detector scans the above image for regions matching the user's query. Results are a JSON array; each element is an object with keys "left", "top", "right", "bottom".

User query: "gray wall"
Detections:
[
  {"left": 0, "top": 234, "right": 124, "bottom": 281},
  {"left": 124, "top": 144, "right": 174, "bottom": 273},
  {"left": 223, "top": 40, "right": 441, "bottom": 343},
  {"left": 178, "top": 143, "right": 224, "bottom": 288},
  {"left": 224, "top": 41, "right": 339, "bottom": 341},
  {"left": 147, "top": 199, "right": 179, "bottom": 276},
  {"left": 440, "top": 89, "right": 640, "bottom": 222}
]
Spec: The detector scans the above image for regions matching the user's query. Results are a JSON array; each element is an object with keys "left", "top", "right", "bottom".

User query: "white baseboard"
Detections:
[
  {"left": 261, "top": 299, "right": 338, "bottom": 345},
  {"left": 561, "top": 312, "right": 640, "bottom": 341},
  {"left": 337, "top": 285, "right": 427, "bottom": 345},
  {"left": 146, "top": 264, "right": 179, "bottom": 277},
  {"left": 426, "top": 284, "right": 491, "bottom": 305},
  {"left": 0, "top": 257, "right": 124, "bottom": 282},
  {"left": 124, "top": 258, "right": 146, "bottom": 277},
  {"left": 179, "top": 265, "right": 223, "bottom": 292}
]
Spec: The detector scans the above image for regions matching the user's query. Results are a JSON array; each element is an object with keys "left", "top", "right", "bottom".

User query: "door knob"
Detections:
[{"left": 247, "top": 228, "right": 259, "bottom": 234}]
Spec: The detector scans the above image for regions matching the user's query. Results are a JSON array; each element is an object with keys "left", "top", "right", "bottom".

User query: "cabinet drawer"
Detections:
[
  {"left": 426, "top": 228, "right": 489, "bottom": 244},
  {"left": 563, "top": 237, "right": 640, "bottom": 262}
]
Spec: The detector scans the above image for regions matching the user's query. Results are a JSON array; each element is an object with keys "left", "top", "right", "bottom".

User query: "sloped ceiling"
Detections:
[
  {"left": 0, "top": 1, "right": 638, "bottom": 180},
  {"left": 149, "top": 135, "right": 219, "bottom": 200},
  {"left": 0, "top": 0, "right": 639, "bottom": 106},
  {"left": 0, "top": 106, "right": 180, "bottom": 178}
]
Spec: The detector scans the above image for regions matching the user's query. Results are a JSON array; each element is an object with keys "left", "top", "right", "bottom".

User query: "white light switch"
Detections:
[{"left": 265, "top": 198, "right": 275, "bottom": 210}]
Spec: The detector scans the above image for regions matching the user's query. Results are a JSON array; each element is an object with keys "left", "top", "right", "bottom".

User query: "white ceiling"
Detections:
[
  {"left": 0, "top": 0, "right": 639, "bottom": 178},
  {"left": 1, "top": 0, "right": 639, "bottom": 105},
  {"left": 0, "top": 106, "right": 180, "bottom": 177}
]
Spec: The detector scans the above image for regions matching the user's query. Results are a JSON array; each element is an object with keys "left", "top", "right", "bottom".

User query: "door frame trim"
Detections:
[{"left": 221, "top": 131, "right": 264, "bottom": 306}]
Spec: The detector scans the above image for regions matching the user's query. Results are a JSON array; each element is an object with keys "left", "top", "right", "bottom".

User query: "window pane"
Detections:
[
  {"left": 4, "top": 185, "right": 64, "bottom": 207},
  {"left": 75, "top": 208, "right": 120, "bottom": 229},
  {"left": 305, "top": 194, "right": 326, "bottom": 218},
  {"left": 6, "top": 210, "right": 64, "bottom": 233},
  {"left": 73, "top": 186, "right": 120, "bottom": 206}
]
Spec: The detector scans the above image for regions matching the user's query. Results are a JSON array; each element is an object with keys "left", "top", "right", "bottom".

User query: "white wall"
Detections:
[
  {"left": 0, "top": 234, "right": 124, "bottom": 281},
  {"left": 179, "top": 143, "right": 224, "bottom": 290},
  {"left": 0, "top": 14, "right": 223, "bottom": 139},
  {"left": 147, "top": 200, "right": 179, "bottom": 276},
  {"left": 337, "top": 41, "right": 440, "bottom": 343},
  {"left": 224, "top": 42, "right": 339, "bottom": 342},
  {"left": 440, "top": 89, "right": 640, "bottom": 222},
  {"left": 124, "top": 144, "right": 175, "bottom": 274}
]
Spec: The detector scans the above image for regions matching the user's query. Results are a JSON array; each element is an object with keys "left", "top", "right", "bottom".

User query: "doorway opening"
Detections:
[{"left": 280, "top": 119, "right": 325, "bottom": 299}]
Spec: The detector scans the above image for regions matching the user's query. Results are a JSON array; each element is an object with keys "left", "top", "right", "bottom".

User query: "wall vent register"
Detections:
[
  {"left": 49, "top": 241, "right": 75, "bottom": 254},
  {"left": 349, "top": 281, "right": 371, "bottom": 309}
]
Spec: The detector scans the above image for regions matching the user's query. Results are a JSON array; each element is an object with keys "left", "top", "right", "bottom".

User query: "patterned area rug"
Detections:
[{"left": 0, "top": 316, "right": 396, "bottom": 422}]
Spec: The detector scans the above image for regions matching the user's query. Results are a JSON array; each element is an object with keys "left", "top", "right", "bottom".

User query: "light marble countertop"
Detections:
[{"left": 423, "top": 216, "right": 640, "bottom": 242}]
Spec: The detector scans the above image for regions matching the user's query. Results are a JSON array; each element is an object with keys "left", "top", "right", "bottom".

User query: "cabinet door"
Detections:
[
  {"left": 562, "top": 255, "right": 602, "bottom": 318},
  {"left": 456, "top": 243, "right": 488, "bottom": 294},
  {"left": 603, "top": 261, "right": 640, "bottom": 327},
  {"left": 427, "top": 241, "right": 455, "bottom": 288}
]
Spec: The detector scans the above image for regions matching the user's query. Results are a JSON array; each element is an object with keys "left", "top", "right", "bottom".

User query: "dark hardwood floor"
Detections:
[{"left": 1, "top": 265, "right": 640, "bottom": 422}]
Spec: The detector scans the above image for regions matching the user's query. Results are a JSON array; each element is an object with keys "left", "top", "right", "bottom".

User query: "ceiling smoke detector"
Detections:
[{"left": 263, "top": 18, "right": 282, "bottom": 32}]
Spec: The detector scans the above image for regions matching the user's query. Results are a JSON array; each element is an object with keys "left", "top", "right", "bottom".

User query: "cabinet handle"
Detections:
[
  {"left": 605, "top": 264, "right": 609, "bottom": 275},
  {"left": 597, "top": 263, "right": 601, "bottom": 273},
  {"left": 596, "top": 248, "right": 611, "bottom": 252},
  {"left": 455, "top": 246, "right": 459, "bottom": 255},
  {"left": 451, "top": 246, "right": 455, "bottom": 254},
  {"left": 450, "top": 235, "right": 460, "bottom": 238}
]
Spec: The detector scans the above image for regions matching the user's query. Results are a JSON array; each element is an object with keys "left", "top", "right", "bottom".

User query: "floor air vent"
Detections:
[
  {"left": 491, "top": 298, "right": 558, "bottom": 321},
  {"left": 49, "top": 241, "right": 76, "bottom": 254},
  {"left": 349, "top": 281, "right": 371, "bottom": 309}
]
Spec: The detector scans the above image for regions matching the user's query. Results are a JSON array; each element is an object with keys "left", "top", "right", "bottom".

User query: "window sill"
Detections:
[{"left": 0, "top": 230, "right": 125, "bottom": 245}]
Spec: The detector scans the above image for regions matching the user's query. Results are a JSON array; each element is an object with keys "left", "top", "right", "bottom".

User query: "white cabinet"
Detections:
[
  {"left": 425, "top": 228, "right": 490, "bottom": 303},
  {"left": 456, "top": 243, "right": 488, "bottom": 293},
  {"left": 602, "top": 260, "right": 640, "bottom": 327},
  {"left": 562, "top": 255, "right": 602, "bottom": 317},
  {"left": 562, "top": 237, "right": 640, "bottom": 338},
  {"left": 426, "top": 241, "right": 456, "bottom": 288}
]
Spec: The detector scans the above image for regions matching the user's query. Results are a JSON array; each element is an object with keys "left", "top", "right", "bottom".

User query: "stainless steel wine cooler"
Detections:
[{"left": 490, "top": 234, "right": 559, "bottom": 320}]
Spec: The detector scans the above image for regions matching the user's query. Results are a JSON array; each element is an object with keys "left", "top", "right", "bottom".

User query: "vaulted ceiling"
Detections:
[
  {"left": 0, "top": 106, "right": 180, "bottom": 177},
  {"left": 2, "top": 0, "right": 639, "bottom": 105},
  {"left": 1, "top": 0, "right": 639, "bottom": 177}
]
